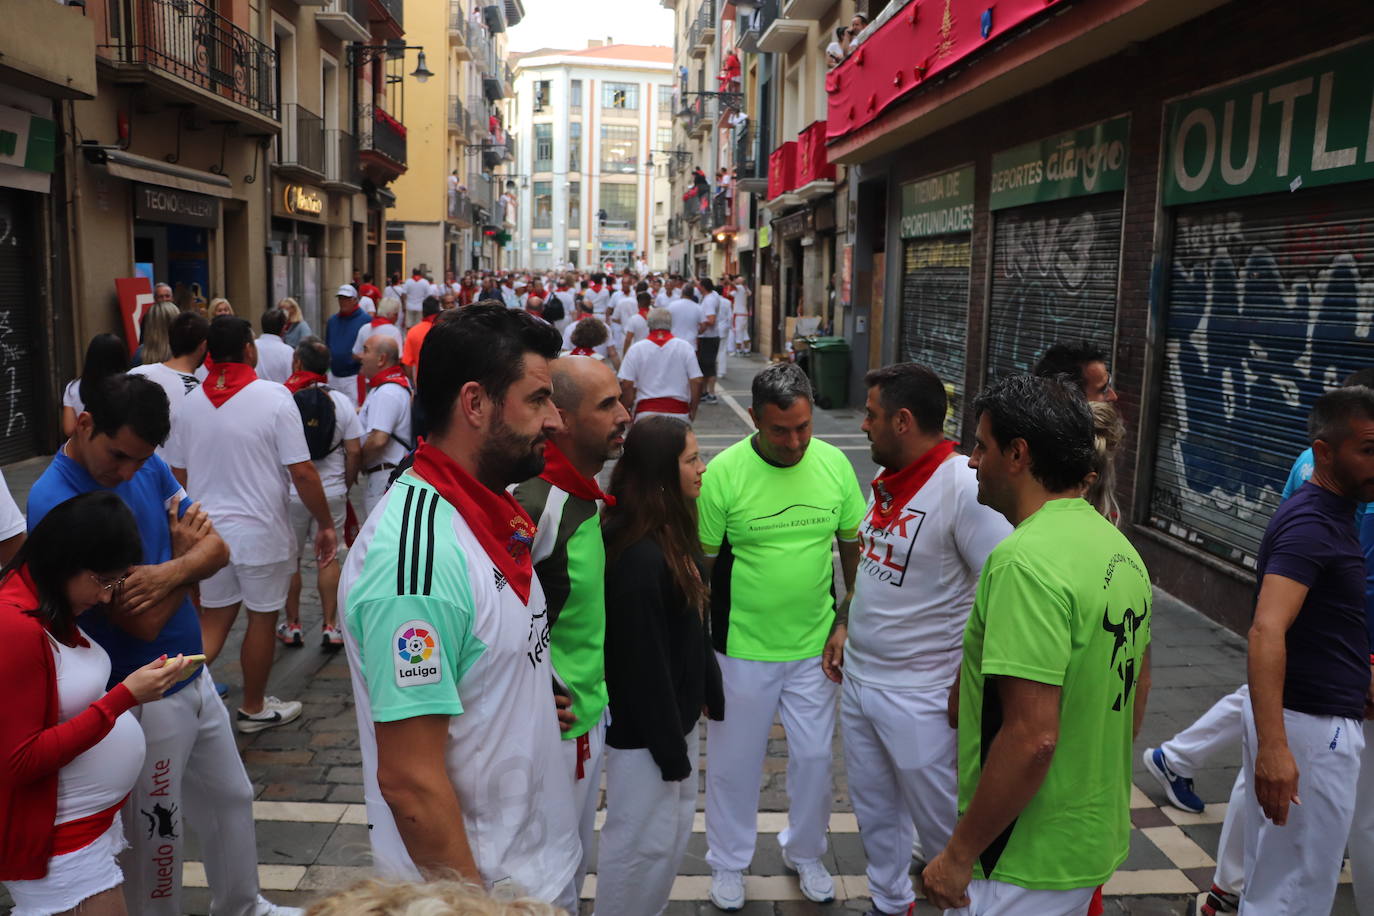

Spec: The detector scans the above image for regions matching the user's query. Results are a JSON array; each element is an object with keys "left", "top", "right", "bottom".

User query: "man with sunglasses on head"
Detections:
[{"left": 27, "top": 373, "right": 303, "bottom": 916}]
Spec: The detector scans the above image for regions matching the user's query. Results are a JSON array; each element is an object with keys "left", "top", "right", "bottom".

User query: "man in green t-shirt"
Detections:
[
  {"left": 513, "top": 355, "right": 630, "bottom": 896},
  {"left": 924, "top": 374, "right": 1152, "bottom": 915},
  {"left": 698, "top": 363, "right": 866, "bottom": 911}
]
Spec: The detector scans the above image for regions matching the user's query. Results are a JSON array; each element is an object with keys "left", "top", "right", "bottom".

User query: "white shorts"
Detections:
[
  {"left": 4, "top": 814, "right": 128, "bottom": 916},
  {"left": 289, "top": 495, "right": 348, "bottom": 563},
  {"left": 199, "top": 559, "right": 294, "bottom": 612}
]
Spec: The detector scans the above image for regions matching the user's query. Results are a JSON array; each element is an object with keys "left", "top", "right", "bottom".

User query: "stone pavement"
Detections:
[{"left": 2, "top": 354, "right": 1360, "bottom": 914}]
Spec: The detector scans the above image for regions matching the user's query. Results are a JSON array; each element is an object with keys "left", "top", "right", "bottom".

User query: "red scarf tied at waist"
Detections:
[
  {"left": 539, "top": 439, "right": 616, "bottom": 506},
  {"left": 410, "top": 441, "right": 537, "bottom": 604},
  {"left": 201, "top": 359, "right": 258, "bottom": 408},
  {"left": 358, "top": 363, "right": 410, "bottom": 407},
  {"left": 284, "top": 370, "right": 328, "bottom": 393},
  {"left": 869, "top": 440, "right": 957, "bottom": 531}
]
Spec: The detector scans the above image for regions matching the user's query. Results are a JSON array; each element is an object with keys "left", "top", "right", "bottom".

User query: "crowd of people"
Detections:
[{"left": 0, "top": 261, "right": 1370, "bottom": 916}]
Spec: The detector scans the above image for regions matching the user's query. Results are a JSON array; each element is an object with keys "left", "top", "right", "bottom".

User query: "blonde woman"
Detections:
[
  {"left": 278, "top": 297, "right": 312, "bottom": 347},
  {"left": 306, "top": 878, "right": 565, "bottom": 916},
  {"left": 209, "top": 298, "right": 235, "bottom": 318},
  {"left": 1083, "top": 400, "right": 1126, "bottom": 526},
  {"left": 135, "top": 301, "right": 180, "bottom": 366}
]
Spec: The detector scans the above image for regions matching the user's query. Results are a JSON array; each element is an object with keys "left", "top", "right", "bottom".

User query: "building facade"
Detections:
[
  {"left": 507, "top": 43, "right": 673, "bottom": 272},
  {"left": 389, "top": 0, "right": 523, "bottom": 278}
]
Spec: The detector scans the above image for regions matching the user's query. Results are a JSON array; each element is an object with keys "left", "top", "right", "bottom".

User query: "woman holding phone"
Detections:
[{"left": 0, "top": 491, "right": 190, "bottom": 916}]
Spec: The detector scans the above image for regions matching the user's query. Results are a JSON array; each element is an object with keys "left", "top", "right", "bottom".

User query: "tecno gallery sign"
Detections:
[
  {"left": 1164, "top": 40, "right": 1374, "bottom": 205},
  {"left": 989, "top": 116, "right": 1130, "bottom": 211}
]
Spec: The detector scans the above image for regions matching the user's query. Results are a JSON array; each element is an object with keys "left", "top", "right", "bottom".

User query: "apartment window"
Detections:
[
  {"left": 602, "top": 82, "right": 639, "bottom": 111},
  {"left": 568, "top": 181, "right": 580, "bottom": 226},
  {"left": 600, "top": 124, "right": 639, "bottom": 174},
  {"left": 657, "top": 126, "right": 672, "bottom": 152},
  {"left": 657, "top": 85, "right": 673, "bottom": 113},
  {"left": 534, "top": 123, "right": 553, "bottom": 172},
  {"left": 534, "top": 80, "right": 551, "bottom": 111},
  {"left": 568, "top": 121, "right": 581, "bottom": 172},
  {"left": 533, "top": 181, "right": 552, "bottom": 229},
  {"left": 570, "top": 80, "right": 583, "bottom": 111},
  {"left": 599, "top": 183, "right": 636, "bottom": 231}
]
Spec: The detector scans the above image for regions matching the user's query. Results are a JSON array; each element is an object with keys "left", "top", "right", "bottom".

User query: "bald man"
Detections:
[
  {"left": 513, "top": 356, "right": 631, "bottom": 895},
  {"left": 358, "top": 334, "right": 413, "bottom": 515}
]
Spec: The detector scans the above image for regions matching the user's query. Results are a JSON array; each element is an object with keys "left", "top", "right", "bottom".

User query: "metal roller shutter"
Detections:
[
  {"left": 0, "top": 189, "right": 40, "bottom": 463},
  {"left": 986, "top": 194, "right": 1122, "bottom": 380},
  {"left": 1148, "top": 189, "right": 1374, "bottom": 569},
  {"left": 899, "top": 236, "right": 971, "bottom": 439}
]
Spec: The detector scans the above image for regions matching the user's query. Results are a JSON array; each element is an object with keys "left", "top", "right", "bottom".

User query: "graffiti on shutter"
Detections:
[
  {"left": 899, "top": 237, "right": 971, "bottom": 440},
  {"left": 0, "top": 189, "right": 35, "bottom": 463},
  {"left": 1149, "top": 191, "right": 1374, "bottom": 568},
  {"left": 986, "top": 195, "right": 1122, "bottom": 381}
]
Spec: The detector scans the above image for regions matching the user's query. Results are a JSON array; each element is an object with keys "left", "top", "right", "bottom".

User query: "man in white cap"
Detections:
[{"left": 326, "top": 284, "right": 372, "bottom": 408}]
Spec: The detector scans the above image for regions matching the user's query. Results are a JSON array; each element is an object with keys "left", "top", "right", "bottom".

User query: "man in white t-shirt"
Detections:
[
  {"left": 358, "top": 334, "right": 413, "bottom": 515},
  {"left": 255, "top": 307, "right": 295, "bottom": 384},
  {"left": 278, "top": 338, "right": 363, "bottom": 651},
  {"left": 731, "top": 276, "right": 752, "bottom": 354},
  {"left": 668, "top": 291, "right": 703, "bottom": 350},
  {"left": 549, "top": 279, "right": 577, "bottom": 333},
  {"left": 403, "top": 267, "right": 432, "bottom": 328},
  {"left": 822, "top": 363, "right": 1010, "bottom": 916},
  {"left": 618, "top": 307, "right": 702, "bottom": 422},
  {"left": 608, "top": 276, "right": 636, "bottom": 347},
  {"left": 127, "top": 310, "right": 207, "bottom": 425},
  {"left": 353, "top": 296, "right": 406, "bottom": 364},
  {"left": 696, "top": 279, "right": 729, "bottom": 404},
  {"left": 164, "top": 316, "right": 338, "bottom": 733},
  {"left": 652, "top": 276, "right": 672, "bottom": 311},
  {"left": 622, "top": 291, "right": 652, "bottom": 354}
]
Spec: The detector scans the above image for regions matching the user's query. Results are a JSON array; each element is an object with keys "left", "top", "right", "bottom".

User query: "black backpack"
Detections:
[
  {"left": 543, "top": 295, "right": 566, "bottom": 324},
  {"left": 294, "top": 386, "right": 339, "bottom": 460}
]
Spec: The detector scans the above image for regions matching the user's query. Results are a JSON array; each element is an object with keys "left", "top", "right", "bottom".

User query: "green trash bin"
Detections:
[{"left": 807, "top": 336, "right": 851, "bottom": 409}]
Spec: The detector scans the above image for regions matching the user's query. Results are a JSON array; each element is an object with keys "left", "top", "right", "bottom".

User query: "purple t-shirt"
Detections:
[{"left": 1257, "top": 481, "right": 1369, "bottom": 720}]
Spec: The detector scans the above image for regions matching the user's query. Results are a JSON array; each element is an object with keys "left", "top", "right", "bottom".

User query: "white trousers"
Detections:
[
  {"left": 1161, "top": 684, "right": 1248, "bottom": 777},
  {"left": 119, "top": 668, "right": 260, "bottom": 916},
  {"left": 944, "top": 879, "right": 1095, "bottom": 916},
  {"left": 706, "top": 653, "right": 836, "bottom": 871},
  {"left": 563, "top": 713, "right": 607, "bottom": 898},
  {"left": 841, "top": 676, "right": 956, "bottom": 913},
  {"left": 363, "top": 469, "right": 391, "bottom": 517},
  {"left": 1212, "top": 767, "right": 1248, "bottom": 894},
  {"left": 1238, "top": 701, "right": 1363, "bottom": 915},
  {"left": 1345, "top": 719, "right": 1374, "bottom": 914},
  {"left": 593, "top": 724, "right": 699, "bottom": 916},
  {"left": 326, "top": 371, "right": 360, "bottom": 409}
]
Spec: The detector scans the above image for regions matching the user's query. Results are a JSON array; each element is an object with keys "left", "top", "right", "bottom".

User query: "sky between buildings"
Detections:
[{"left": 506, "top": 0, "right": 675, "bottom": 53}]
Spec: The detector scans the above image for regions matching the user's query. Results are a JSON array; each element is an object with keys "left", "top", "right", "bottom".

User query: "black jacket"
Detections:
[{"left": 603, "top": 538, "right": 724, "bottom": 781}]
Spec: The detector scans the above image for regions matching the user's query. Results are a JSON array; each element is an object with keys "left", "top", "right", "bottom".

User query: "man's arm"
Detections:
[
  {"left": 375, "top": 714, "right": 479, "bottom": 880},
  {"left": 1133, "top": 646, "right": 1152, "bottom": 739},
  {"left": 923, "top": 676, "right": 1062, "bottom": 909},
  {"left": 344, "top": 438, "right": 362, "bottom": 491},
  {"left": 822, "top": 539, "right": 861, "bottom": 684},
  {"left": 113, "top": 502, "right": 230, "bottom": 641},
  {"left": 689, "top": 377, "right": 702, "bottom": 420},
  {"left": 1248, "top": 573, "right": 1309, "bottom": 826},
  {"left": 361, "top": 430, "right": 392, "bottom": 467},
  {"left": 619, "top": 380, "right": 637, "bottom": 412},
  {"left": 287, "top": 460, "right": 338, "bottom": 567}
]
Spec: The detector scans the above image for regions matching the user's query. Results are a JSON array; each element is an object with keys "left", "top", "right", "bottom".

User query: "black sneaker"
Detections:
[{"left": 1197, "top": 884, "right": 1239, "bottom": 915}]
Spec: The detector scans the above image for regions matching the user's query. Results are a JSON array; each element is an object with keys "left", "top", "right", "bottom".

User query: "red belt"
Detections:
[
  {"left": 635, "top": 396, "right": 690, "bottom": 417},
  {"left": 52, "top": 794, "right": 127, "bottom": 856}
]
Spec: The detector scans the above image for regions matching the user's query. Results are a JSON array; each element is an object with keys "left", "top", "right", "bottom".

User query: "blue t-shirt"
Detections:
[
  {"left": 1258, "top": 481, "right": 1369, "bottom": 720},
  {"left": 1283, "top": 447, "right": 1374, "bottom": 638},
  {"left": 27, "top": 450, "right": 201, "bottom": 695},
  {"left": 325, "top": 309, "right": 371, "bottom": 378}
]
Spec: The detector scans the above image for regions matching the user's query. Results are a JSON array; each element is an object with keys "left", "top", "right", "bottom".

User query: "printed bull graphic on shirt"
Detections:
[{"left": 1102, "top": 603, "right": 1147, "bottom": 712}]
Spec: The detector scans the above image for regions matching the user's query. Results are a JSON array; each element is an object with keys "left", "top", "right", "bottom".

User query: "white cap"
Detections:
[
  {"left": 336, "top": 284, "right": 358, "bottom": 298},
  {"left": 514, "top": 280, "right": 527, "bottom": 290}
]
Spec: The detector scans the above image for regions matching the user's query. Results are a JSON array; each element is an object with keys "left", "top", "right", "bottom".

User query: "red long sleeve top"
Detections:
[{"left": 0, "top": 568, "right": 137, "bottom": 880}]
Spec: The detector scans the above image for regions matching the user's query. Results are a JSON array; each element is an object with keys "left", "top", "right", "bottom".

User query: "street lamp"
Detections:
[{"left": 411, "top": 51, "right": 434, "bottom": 83}]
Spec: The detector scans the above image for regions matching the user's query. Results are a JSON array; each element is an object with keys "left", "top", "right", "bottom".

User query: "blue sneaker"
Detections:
[{"left": 1143, "top": 746, "right": 1204, "bottom": 814}]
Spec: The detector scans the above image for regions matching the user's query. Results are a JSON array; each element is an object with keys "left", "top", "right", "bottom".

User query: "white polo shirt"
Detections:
[
  {"left": 360, "top": 381, "right": 412, "bottom": 468},
  {"left": 617, "top": 336, "right": 702, "bottom": 408},
  {"left": 668, "top": 299, "right": 702, "bottom": 347},
  {"left": 254, "top": 333, "right": 295, "bottom": 384},
  {"left": 353, "top": 321, "right": 406, "bottom": 358}
]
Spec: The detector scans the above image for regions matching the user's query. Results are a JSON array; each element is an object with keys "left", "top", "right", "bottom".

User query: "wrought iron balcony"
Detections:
[
  {"left": 358, "top": 103, "right": 406, "bottom": 169},
  {"left": 100, "top": 0, "right": 277, "bottom": 121},
  {"left": 448, "top": 95, "right": 469, "bottom": 135},
  {"left": 278, "top": 103, "right": 326, "bottom": 176},
  {"left": 324, "top": 128, "right": 360, "bottom": 187},
  {"left": 688, "top": 0, "right": 716, "bottom": 57}
]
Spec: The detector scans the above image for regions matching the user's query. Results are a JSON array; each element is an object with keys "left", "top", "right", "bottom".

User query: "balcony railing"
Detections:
[
  {"left": 448, "top": 95, "right": 469, "bottom": 134},
  {"left": 667, "top": 215, "right": 683, "bottom": 242},
  {"left": 376, "top": 0, "right": 404, "bottom": 30},
  {"left": 358, "top": 103, "right": 406, "bottom": 167},
  {"left": 709, "top": 192, "right": 735, "bottom": 229},
  {"left": 448, "top": 188, "right": 473, "bottom": 224},
  {"left": 325, "top": 128, "right": 360, "bottom": 185},
  {"left": 687, "top": 0, "right": 716, "bottom": 56},
  {"left": 101, "top": 0, "right": 277, "bottom": 119},
  {"left": 279, "top": 103, "right": 326, "bottom": 174},
  {"left": 447, "top": 2, "right": 468, "bottom": 38}
]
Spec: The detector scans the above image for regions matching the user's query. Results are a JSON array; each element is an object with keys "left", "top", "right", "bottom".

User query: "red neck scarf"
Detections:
[
  {"left": 648, "top": 329, "right": 673, "bottom": 346},
  {"left": 358, "top": 363, "right": 410, "bottom": 406},
  {"left": 638, "top": 307, "right": 650, "bottom": 317},
  {"left": 869, "top": 440, "right": 957, "bottom": 531},
  {"left": 202, "top": 360, "right": 257, "bottom": 408},
  {"left": 539, "top": 439, "right": 616, "bottom": 506},
  {"left": 370, "top": 315, "right": 394, "bottom": 328},
  {"left": 569, "top": 347, "right": 596, "bottom": 357},
  {"left": 284, "top": 370, "right": 327, "bottom": 393},
  {"left": 410, "top": 441, "right": 537, "bottom": 603}
]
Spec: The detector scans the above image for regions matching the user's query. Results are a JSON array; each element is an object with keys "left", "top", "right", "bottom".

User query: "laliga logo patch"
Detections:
[
  {"left": 393, "top": 619, "right": 442, "bottom": 687},
  {"left": 507, "top": 515, "right": 535, "bottom": 558}
]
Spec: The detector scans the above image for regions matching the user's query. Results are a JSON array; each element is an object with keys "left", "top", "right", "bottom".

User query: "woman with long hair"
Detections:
[
  {"left": 135, "top": 301, "right": 180, "bottom": 367},
  {"left": 1083, "top": 400, "right": 1126, "bottom": 526},
  {"left": 0, "top": 491, "right": 191, "bottom": 915},
  {"left": 61, "top": 334, "right": 129, "bottom": 439},
  {"left": 595, "top": 416, "right": 724, "bottom": 916},
  {"left": 277, "top": 297, "right": 312, "bottom": 347}
]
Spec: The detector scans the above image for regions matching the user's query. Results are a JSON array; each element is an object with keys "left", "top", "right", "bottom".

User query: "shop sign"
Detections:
[
  {"left": 134, "top": 184, "right": 219, "bottom": 228},
  {"left": 899, "top": 165, "right": 974, "bottom": 238},
  {"left": 284, "top": 183, "right": 325, "bottom": 217},
  {"left": 533, "top": 241, "right": 551, "bottom": 251},
  {"left": 774, "top": 209, "right": 813, "bottom": 240},
  {"left": 989, "top": 116, "right": 1130, "bottom": 211},
  {"left": 1163, "top": 40, "right": 1374, "bottom": 205},
  {"left": 758, "top": 225, "right": 771, "bottom": 249},
  {"left": 0, "top": 104, "right": 55, "bottom": 173},
  {"left": 600, "top": 241, "right": 635, "bottom": 251}
]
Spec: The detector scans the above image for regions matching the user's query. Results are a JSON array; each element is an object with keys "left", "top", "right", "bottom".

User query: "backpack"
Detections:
[
  {"left": 294, "top": 386, "right": 339, "bottom": 461},
  {"left": 543, "top": 295, "right": 566, "bottom": 324}
]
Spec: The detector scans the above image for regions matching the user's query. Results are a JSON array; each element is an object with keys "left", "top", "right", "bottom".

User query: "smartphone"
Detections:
[
  {"left": 165, "top": 653, "right": 207, "bottom": 667},
  {"left": 165, "top": 653, "right": 208, "bottom": 683}
]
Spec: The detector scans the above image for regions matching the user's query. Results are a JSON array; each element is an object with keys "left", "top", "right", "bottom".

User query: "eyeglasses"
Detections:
[{"left": 89, "top": 571, "right": 131, "bottom": 593}]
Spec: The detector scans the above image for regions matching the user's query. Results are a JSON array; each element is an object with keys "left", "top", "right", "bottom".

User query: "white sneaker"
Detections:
[
  {"left": 236, "top": 696, "right": 303, "bottom": 733},
  {"left": 254, "top": 895, "right": 304, "bottom": 916},
  {"left": 709, "top": 868, "right": 746, "bottom": 911},
  {"left": 782, "top": 850, "right": 835, "bottom": 904}
]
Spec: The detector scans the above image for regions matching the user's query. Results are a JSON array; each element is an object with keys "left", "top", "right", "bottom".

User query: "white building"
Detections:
[{"left": 507, "top": 43, "right": 674, "bottom": 271}]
